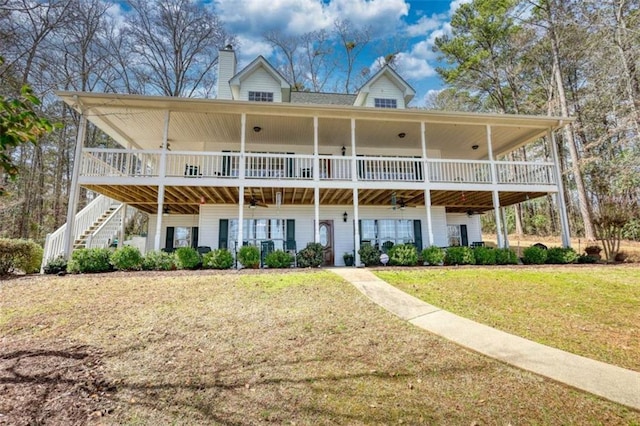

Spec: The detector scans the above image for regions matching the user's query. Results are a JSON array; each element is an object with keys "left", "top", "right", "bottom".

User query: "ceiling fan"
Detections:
[
  {"left": 246, "top": 189, "right": 268, "bottom": 208},
  {"left": 390, "top": 192, "right": 416, "bottom": 210}
]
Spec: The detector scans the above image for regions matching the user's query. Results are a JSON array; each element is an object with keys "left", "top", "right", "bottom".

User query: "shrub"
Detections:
[
  {"left": 444, "top": 246, "right": 475, "bottom": 265},
  {"left": 110, "top": 245, "right": 143, "bottom": 271},
  {"left": 43, "top": 256, "right": 68, "bottom": 275},
  {"left": 0, "top": 238, "right": 43, "bottom": 275},
  {"left": 142, "top": 250, "right": 176, "bottom": 271},
  {"left": 67, "top": 248, "right": 113, "bottom": 273},
  {"left": 238, "top": 245, "right": 260, "bottom": 268},
  {"left": 584, "top": 245, "right": 602, "bottom": 256},
  {"left": 358, "top": 243, "right": 381, "bottom": 267},
  {"left": 264, "top": 250, "right": 293, "bottom": 268},
  {"left": 546, "top": 247, "right": 578, "bottom": 264},
  {"left": 296, "top": 243, "right": 323, "bottom": 268},
  {"left": 577, "top": 254, "right": 598, "bottom": 264},
  {"left": 473, "top": 246, "right": 496, "bottom": 265},
  {"left": 175, "top": 247, "right": 201, "bottom": 270},
  {"left": 202, "top": 249, "right": 234, "bottom": 269},
  {"left": 421, "top": 246, "right": 445, "bottom": 266},
  {"left": 494, "top": 248, "right": 518, "bottom": 265},
  {"left": 522, "top": 246, "right": 547, "bottom": 265},
  {"left": 388, "top": 244, "right": 418, "bottom": 266}
]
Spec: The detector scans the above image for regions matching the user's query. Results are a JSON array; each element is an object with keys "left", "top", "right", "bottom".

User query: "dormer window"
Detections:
[
  {"left": 374, "top": 98, "right": 397, "bottom": 109},
  {"left": 249, "top": 91, "right": 274, "bottom": 102}
]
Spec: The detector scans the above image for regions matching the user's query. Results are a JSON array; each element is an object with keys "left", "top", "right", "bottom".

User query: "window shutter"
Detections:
[
  {"left": 413, "top": 220, "right": 423, "bottom": 251},
  {"left": 165, "top": 227, "right": 175, "bottom": 250},
  {"left": 460, "top": 224, "right": 468, "bottom": 247},
  {"left": 191, "top": 227, "right": 199, "bottom": 248},
  {"left": 222, "top": 150, "right": 230, "bottom": 176},
  {"left": 286, "top": 219, "right": 295, "bottom": 246},
  {"left": 358, "top": 220, "right": 363, "bottom": 244},
  {"left": 218, "top": 219, "right": 228, "bottom": 249}
]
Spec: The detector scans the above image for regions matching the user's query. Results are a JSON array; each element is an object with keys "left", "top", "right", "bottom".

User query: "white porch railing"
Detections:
[
  {"left": 79, "top": 149, "right": 557, "bottom": 186},
  {"left": 245, "top": 153, "right": 314, "bottom": 179},
  {"left": 319, "top": 156, "right": 351, "bottom": 180},
  {"left": 496, "top": 161, "right": 555, "bottom": 185},
  {"left": 357, "top": 157, "right": 424, "bottom": 182},
  {"left": 166, "top": 151, "right": 241, "bottom": 178},
  {"left": 42, "top": 195, "right": 117, "bottom": 265},
  {"left": 82, "top": 148, "right": 159, "bottom": 177},
  {"left": 428, "top": 159, "right": 492, "bottom": 183}
]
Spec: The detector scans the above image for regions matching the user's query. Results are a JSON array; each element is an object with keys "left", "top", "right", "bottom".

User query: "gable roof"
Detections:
[
  {"left": 228, "top": 56, "right": 291, "bottom": 101},
  {"left": 354, "top": 65, "right": 416, "bottom": 107}
]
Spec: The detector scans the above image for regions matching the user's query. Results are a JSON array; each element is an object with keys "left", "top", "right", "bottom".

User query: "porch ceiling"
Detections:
[
  {"left": 84, "top": 184, "right": 545, "bottom": 216},
  {"left": 59, "top": 91, "right": 571, "bottom": 159}
]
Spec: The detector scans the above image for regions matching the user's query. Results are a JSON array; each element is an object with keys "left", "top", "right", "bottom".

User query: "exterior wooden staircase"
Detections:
[{"left": 42, "top": 195, "right": 137, "bottom": 270}]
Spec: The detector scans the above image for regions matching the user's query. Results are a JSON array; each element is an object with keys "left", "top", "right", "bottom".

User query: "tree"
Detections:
[
  {"left": 123, "top": 0, "right": 232, "bottom": 97},
  {"left": 0, "top": 69, "right": 55, "bottom": 196}
]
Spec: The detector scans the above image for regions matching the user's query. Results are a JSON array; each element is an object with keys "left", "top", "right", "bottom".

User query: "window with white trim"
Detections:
[
  {"left": 447, "top": 225, "right": 461, "bottom": 246},
  {"left": 361, "top": 219, "right": 414, "bottom": 247},
  {"left": 229, "top": 219, "right": 286, "bottom": 249},
  {"left": 174, "top": 226, "right": 192, "bottom": 248},
  {"left": 248, "top": 91, "right": 274, "bottom": 102},
  {"left": 374, "top": 98, "right": 397, "bottom": 108}
]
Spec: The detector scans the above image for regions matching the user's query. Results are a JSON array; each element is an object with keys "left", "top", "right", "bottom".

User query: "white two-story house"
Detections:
[{"left": 47, "top": 46, "right": 572, "bottom": 267}]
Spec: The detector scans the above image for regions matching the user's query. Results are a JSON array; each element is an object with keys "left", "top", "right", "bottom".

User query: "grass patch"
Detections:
[
  {"left": 1, "top": 270, "right": 639, "bottom": 424},
  {"left": 376, "top": 265, "right": 640, "bottom": 372}
]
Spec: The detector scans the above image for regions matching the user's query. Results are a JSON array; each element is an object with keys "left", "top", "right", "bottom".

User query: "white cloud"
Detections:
[
  {"left": 214, "top": 0, "right": 409, "bottom": 38},
  {"left": 405, "top": 13, "right": 445, "bottom": 37},
  {"left": 394, "top": 52, "right": 436, "bottom": 79}
]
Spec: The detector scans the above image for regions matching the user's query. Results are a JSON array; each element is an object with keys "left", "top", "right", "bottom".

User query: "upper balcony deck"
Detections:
[{"left": 80, "top": 148, "right": 557, "bottom": 190}]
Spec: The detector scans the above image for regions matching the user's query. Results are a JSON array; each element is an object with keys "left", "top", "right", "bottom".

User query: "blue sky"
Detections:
[{"left": 209, "top": 0, "right": 469, "bottom": 105}]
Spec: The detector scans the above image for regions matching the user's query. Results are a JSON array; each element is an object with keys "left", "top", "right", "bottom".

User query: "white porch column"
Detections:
[
  {"left": 314, "top": 187, "right": 320, "bottom": 243},
  {"left": 154, "top": 185, "right": 165, "bottom": 250},
  {"left": 63, "top": 108, "right": 88, "bottom": 259},
  {"left": 421, "top": 121, "right": 434, "bottom": 247},
  {"left": 424, "top": 190, "right": 434, "bottom": 246},
  {"left": 492, "top": 190, "right": 504, "bottom": 248},
  {"left": 313, "top": 116, "right": 319, "bottom": 181},
  {"left": 350, "top": 118, "right": 357, "bottom": 182},
  {"left": 118, "top": 204, "right": 127, "bottom": 248},
  {"left": 549, "top": 129, "right": 571, "bottom": 248},
  {"left": 237, "top": 185, "right": 244, "bottom": 265},
  {"left": 501, "top": 207, "right": 510, "bottom": 248},
  {"left": 153, "top": 110, "right": 171, "bottom": 251},
  {"left": 240, "top": 113, "right": 246, "bottom": 178},
  {"left": 486, "top": 125, "right": 504, "bottom": 248},
  {"left": 313, "top": 117, "right": 320, "bottom": 243},
  {"left": 353, "top": 188, "right": 360, "bottom": 267}
]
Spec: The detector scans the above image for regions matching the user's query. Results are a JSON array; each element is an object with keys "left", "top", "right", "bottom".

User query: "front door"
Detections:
[{"left": 319, "top": 220, "right": 334, "bottom": 266}]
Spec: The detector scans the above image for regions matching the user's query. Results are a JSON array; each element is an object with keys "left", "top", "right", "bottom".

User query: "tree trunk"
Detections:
[{"left": 546, "top": 0, "right": 596, "bottom": 240}]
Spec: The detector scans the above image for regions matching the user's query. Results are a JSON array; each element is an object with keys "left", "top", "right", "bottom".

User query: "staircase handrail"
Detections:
[
  {"left": 41, "top": 195, "right": 118, "bottom": 267},
  {"left": 85, "top": 204, "right": 125, "bottom": 249}
]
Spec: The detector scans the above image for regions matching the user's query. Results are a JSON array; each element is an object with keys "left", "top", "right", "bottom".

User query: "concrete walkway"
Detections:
[{"left": 329, "top": 268, "right": 640, "bottom": 411}]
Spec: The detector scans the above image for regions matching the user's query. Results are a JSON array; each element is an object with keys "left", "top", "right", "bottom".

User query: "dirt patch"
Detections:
[{"left": 0, "top": 340, "right": 115, "bottom": 425}]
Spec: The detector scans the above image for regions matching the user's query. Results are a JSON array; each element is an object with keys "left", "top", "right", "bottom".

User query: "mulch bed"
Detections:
[{"left": 0, "top": 340, "right": 115, "bottom": 425}]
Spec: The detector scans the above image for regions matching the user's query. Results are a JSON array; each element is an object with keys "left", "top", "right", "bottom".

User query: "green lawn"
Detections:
[
  {"left": 2, "top": 270, "right": 639, "bottom": 424},
  {"left": 375, "top": 265, "right": 640, "bottom": 371}
]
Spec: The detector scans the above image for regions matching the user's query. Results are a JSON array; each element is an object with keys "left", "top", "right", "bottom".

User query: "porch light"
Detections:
[
  {"left": 200, "top": 196, "right": 206, "bottom": 205},
  {"left": 398, "top": 132, "right": 406, "bottom": 138},
  {"left": 472, "top": 144, "right": 479, "bottom": 150},
  {"left": 343, "top": 212, "right": 348, "bottom": 222},
  {"left": 253, "top": 126, "right": 262, "bottom": 133},
  {"left": 162, "top": 207, "right": 170, "bottom": 216},
  {"left": 341, "top": 145, "right": 346, "bottom": 156}
]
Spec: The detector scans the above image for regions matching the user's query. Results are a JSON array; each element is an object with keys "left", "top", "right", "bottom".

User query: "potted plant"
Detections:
[
  {"left": 343, "top": 252, "right": 354, "bottom": 267},
  {"left": 584, "top": 245, "right": 602, "bottom": 260}
]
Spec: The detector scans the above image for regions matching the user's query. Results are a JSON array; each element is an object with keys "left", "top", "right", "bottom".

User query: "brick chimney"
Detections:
[{"left": 217, "top": 45, "right": 236, "bottom": 100}]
